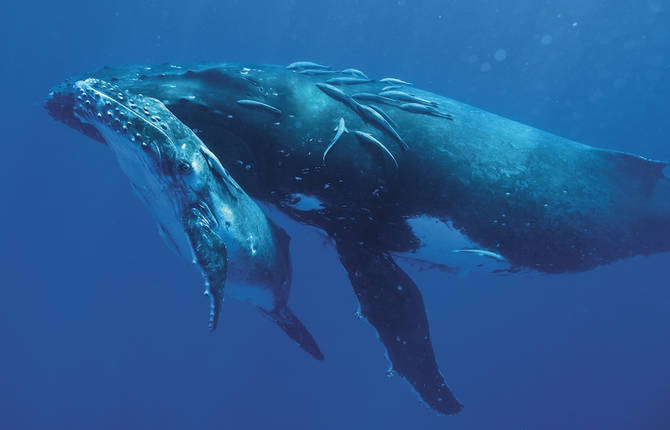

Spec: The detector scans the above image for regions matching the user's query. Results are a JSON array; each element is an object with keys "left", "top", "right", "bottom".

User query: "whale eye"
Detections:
[{"left": 177, "top": 160, "right": 192, "bottom": 174}]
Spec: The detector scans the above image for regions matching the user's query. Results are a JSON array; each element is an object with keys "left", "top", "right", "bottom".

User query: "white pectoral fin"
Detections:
[{"left": 184, "top": 205, "right": 227, "bottom": 331}]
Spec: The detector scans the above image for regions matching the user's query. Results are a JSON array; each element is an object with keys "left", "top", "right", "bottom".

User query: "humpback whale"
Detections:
[
  {"left": 71, "top": 77, "right": 323, "bottom": 360},
  {"left": 46, "top": 62, "right": 670, "bottom": 415}
]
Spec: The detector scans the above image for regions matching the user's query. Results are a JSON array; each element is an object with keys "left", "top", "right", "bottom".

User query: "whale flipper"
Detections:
[
  {"left": 184, "top": 205, "right": 227, "bottom": 332},
  {"left": 260, "top": 306, "right": 325, "bottom": 361},
  {"left": 334, "top": 237, "right": 463, "bottom": 415}
]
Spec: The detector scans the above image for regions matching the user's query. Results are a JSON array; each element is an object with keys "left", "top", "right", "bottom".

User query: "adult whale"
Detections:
[{"left": 46, "top": 62, "right": 670, "bottom": 415}]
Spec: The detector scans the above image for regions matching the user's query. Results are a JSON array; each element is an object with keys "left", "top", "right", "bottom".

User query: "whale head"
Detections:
[
  {"left": 72, "top": 78, "right": 245, "bottom": 263},
  {"left": 72, "top": 78, "right": 245, "bottom": 213},
  {"left": 74, "top": 78, "right": 216, "bottom": 196}
]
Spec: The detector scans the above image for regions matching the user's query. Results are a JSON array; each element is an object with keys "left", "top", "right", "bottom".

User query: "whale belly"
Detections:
[
  {"left": 392, "top": 215, "right": 512, "bottom": 275},
  {"left": 225, "top": 281, "right": 274, "bottom": 310},
  {"left": 99, "top": 127, "right": 193, "bottom": 260}
]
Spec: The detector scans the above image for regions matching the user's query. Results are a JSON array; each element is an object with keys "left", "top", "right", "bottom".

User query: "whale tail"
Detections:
[{"left": 259, "top": 306, "right": 325, "bottom": 361}]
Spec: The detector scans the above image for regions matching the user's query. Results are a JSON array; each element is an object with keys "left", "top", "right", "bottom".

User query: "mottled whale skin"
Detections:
[
  {"left": 71, "top": 77, "right": 323, "bottom": 360},
  {"left": 46, "top": 62, "right": 670, "bottom": 415}
]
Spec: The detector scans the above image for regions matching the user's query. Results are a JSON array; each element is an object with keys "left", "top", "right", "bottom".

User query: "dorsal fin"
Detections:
[{"left": 595, "top": 148, "right": 667, "bottom": 180}]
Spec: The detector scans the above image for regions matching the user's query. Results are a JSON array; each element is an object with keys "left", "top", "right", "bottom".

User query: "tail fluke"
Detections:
[{"left": 259, "top": 306, "right": 325, "bottom": 361}]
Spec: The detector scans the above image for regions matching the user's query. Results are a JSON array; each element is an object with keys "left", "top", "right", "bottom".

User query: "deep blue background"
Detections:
[{"left": 2, "top": 1, "right": 670, "bottom": 429}]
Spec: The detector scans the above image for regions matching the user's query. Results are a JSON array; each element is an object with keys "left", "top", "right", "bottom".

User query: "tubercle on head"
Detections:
[
  {"left": 73, "top": 79, "right": 181, "bottom": 166},
  {"left": 74, "top": 79, "right": 239, "bottom": 202}
]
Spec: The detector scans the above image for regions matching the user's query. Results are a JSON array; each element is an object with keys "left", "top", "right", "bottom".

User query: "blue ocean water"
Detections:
[{"left": 2, "top": 1, "right": 670, "bottom": 428}]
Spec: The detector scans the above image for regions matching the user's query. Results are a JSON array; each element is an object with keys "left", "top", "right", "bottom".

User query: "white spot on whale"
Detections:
[{"left": 285, "top": 193, "right": 325, "bottom": 211}]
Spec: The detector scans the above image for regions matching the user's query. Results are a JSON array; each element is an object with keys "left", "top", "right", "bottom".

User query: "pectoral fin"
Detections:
[
  {"left": 333, "top": 236, "right": 463, "bottom": 415},
  {"left": 184, "top": 205, "right": 227, "bottom": 331}
]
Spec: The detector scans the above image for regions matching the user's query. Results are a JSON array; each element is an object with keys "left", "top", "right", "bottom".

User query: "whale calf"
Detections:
[
  {"left": 47, "top": 62, "right": 670, "bottom": 415},
  {"left": 72, "top": 78, "right": 323, "bottom": 360}
]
